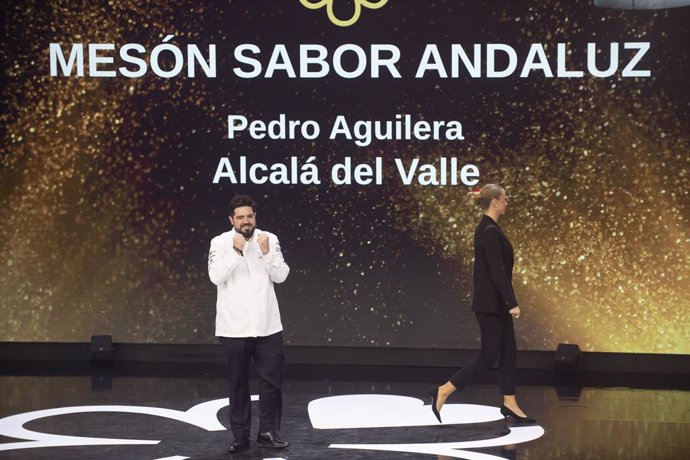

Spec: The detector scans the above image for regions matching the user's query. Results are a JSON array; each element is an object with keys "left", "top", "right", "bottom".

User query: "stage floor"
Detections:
[{"left": 1, "top": 368, "right": 689, "bottom": 459}]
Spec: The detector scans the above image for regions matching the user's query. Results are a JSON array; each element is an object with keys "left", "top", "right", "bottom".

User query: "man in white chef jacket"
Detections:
[{"left": 208, "top": 194, "right": 290, "bottom": 453}]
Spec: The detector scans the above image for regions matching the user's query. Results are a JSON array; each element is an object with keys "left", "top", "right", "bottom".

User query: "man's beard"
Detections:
[{"left": 238, "top": 225, "right": 255, "bottom": 239}]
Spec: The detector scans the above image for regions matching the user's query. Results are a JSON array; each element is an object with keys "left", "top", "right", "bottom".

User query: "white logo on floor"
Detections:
[
  {"left": 309, "top": 394, "right": 544, "bottom": 459},
  {"left": 0, "top": 393, "right": 543, "bottom": 459}
]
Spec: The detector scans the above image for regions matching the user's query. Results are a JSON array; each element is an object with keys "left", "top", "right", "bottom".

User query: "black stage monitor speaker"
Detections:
[
  {"left": 89, "top": 335, "right": 113, "bottom": 361},
  {"left": 554, "top": 343, "right": 581, "bottom": 370}
]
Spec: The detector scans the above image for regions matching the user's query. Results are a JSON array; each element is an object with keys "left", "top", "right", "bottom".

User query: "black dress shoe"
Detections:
[
  {"left": 228, "top": 437, "right": 250, "bottom": 453},
  {"left": 257, "top": 430, "right": 289, "bottom": 449},
  {"left": 428, "top": 386, "right": 442, "bottom": 423},
  {"left": 500, "top": 405, "right": 536, "bottom": 424}
]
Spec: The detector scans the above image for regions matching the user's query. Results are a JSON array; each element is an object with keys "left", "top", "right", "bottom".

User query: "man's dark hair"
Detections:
[{"left": 229, "top": 194, "right": 256, "bottom": 216}]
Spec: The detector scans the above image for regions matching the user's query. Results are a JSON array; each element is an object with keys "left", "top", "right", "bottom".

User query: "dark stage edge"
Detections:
[{"left": 1, "top": 368, "right": 689, "bottom": 459}]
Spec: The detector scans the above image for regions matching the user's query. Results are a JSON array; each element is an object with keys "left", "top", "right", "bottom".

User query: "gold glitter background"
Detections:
[{"left": 1, "top": 1, "right": 688, "bottom": 353}]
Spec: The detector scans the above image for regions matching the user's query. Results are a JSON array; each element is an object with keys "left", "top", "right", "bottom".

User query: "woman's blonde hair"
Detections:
[{"left": 467, "top": 184, "right": 504, "bottom": 211}]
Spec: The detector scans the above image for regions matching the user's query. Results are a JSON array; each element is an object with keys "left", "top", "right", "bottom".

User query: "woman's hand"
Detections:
[{"left": 509, "top": 306, "right": 521, "bottom": 318}]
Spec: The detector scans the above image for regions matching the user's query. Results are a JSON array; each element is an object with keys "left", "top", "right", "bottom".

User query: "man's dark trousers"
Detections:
[{"left": 219, "top": 331, "right": 284, "bottom": 441}]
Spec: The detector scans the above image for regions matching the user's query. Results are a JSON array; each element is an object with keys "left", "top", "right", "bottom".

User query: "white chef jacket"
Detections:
[{"left": 208, "top": 228, "right": 290, "bottom": 338}]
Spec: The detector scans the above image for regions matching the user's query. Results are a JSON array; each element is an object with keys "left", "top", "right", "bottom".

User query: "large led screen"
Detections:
[{"left": 1, "top": 1, "right": 688, "bottom": 353}]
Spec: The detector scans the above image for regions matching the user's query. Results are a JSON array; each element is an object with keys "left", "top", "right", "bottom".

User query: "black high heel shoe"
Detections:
[
  {"left": 500, "top": 405, "right": 536, "bottom": 424},
  {"left": 428, "top": 386, "right": 442, "bottom": 423}
]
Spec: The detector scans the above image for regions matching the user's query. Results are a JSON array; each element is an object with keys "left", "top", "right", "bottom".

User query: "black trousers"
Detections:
[
  {"left": 449, "top": 312, "right": 517, "bottom": 395},
  {"left": 219, "top": 331, "right": 285, "bottom": 441}
]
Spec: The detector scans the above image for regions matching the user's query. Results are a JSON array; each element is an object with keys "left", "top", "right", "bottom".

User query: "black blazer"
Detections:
[{"left": 471, "top": 215, "right": 518, "bottom": 314}]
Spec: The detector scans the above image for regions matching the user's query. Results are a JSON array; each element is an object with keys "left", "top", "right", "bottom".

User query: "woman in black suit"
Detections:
[{"left": 429, "top": 184, "right": 535, "bottom": 424}]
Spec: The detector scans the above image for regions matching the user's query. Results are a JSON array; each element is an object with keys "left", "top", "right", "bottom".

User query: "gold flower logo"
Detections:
[{"left": 300, "top": 0, "right": 389, "bottom": 27}]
